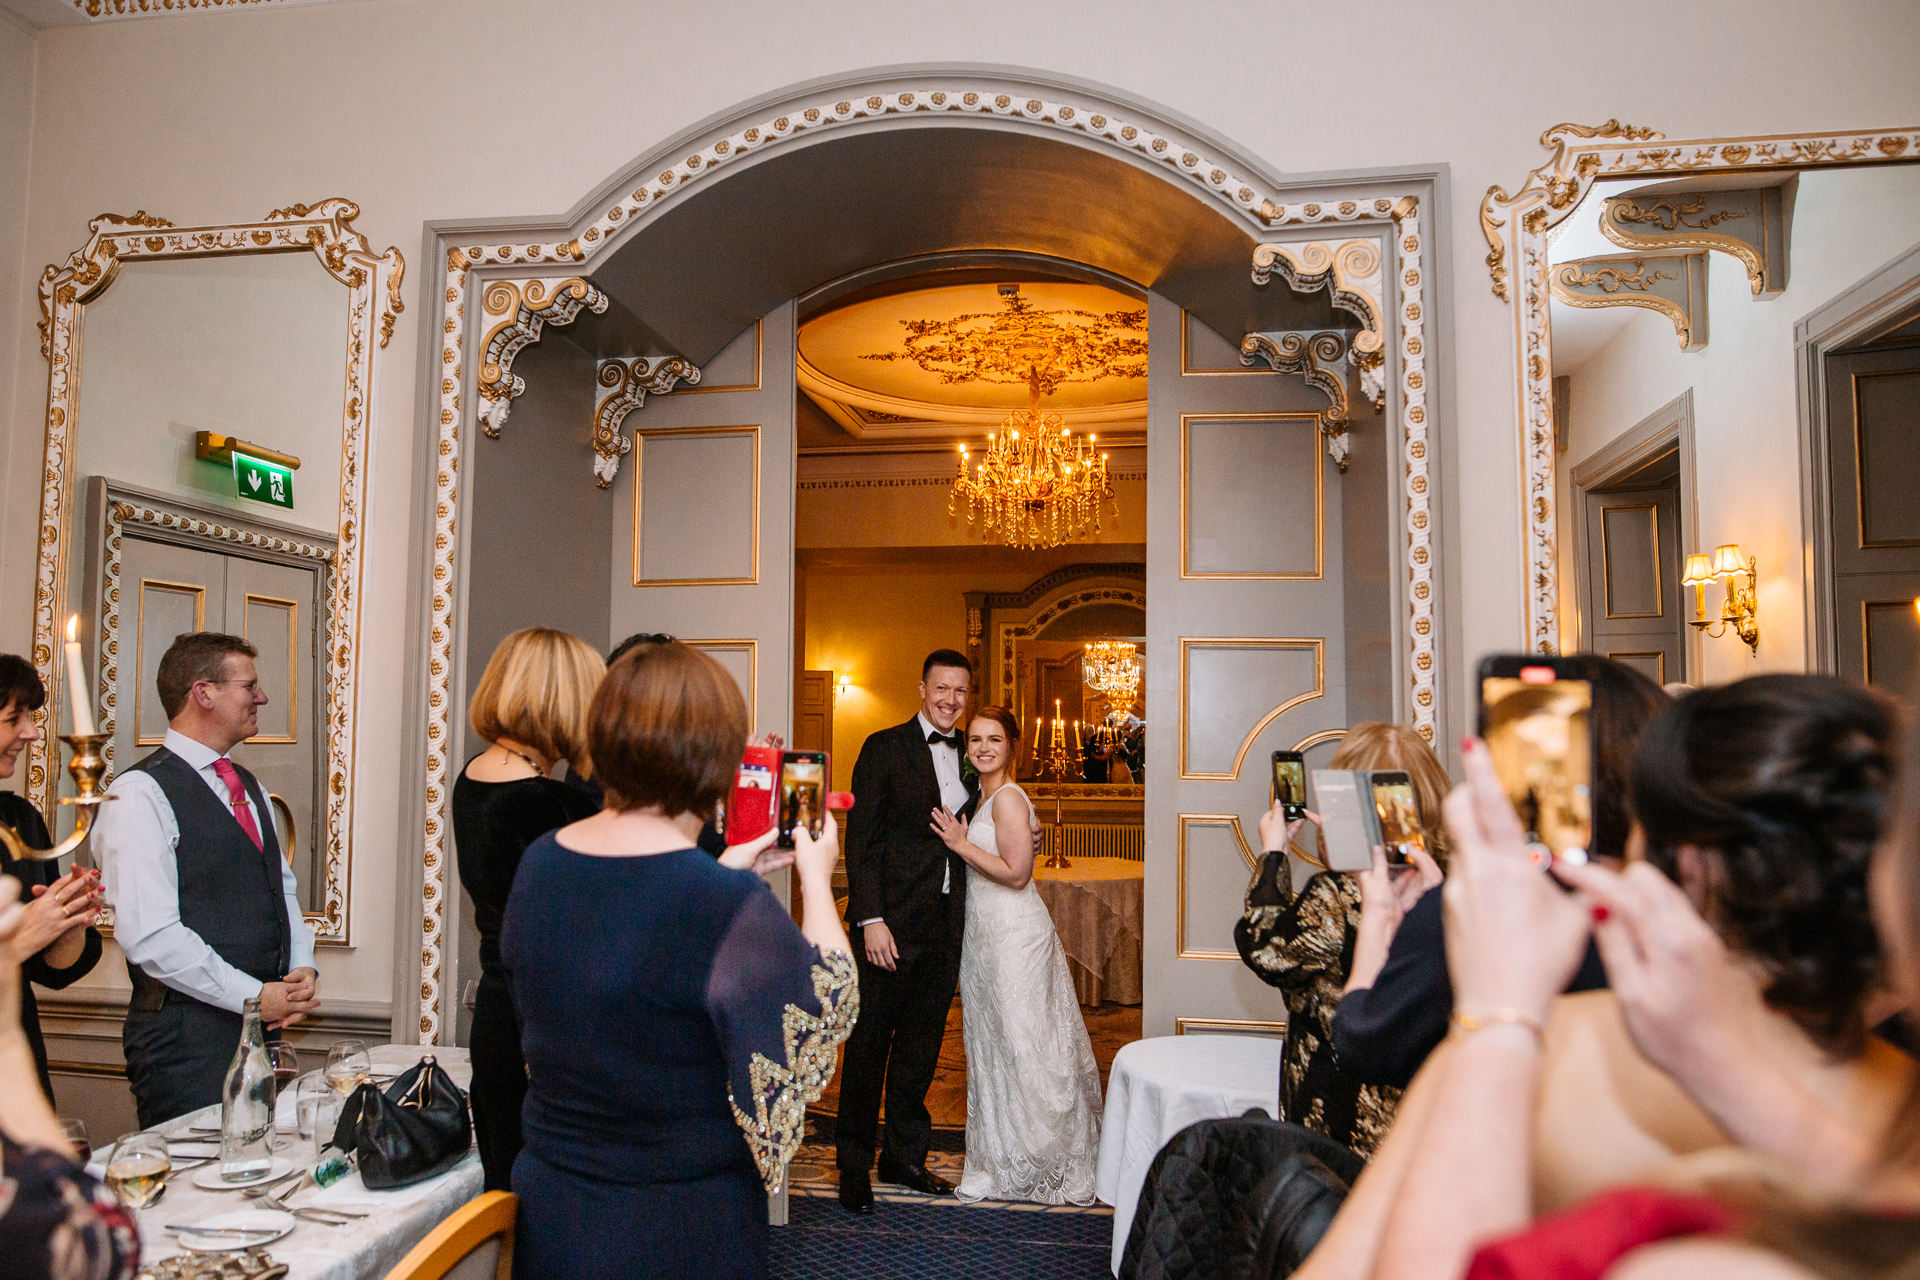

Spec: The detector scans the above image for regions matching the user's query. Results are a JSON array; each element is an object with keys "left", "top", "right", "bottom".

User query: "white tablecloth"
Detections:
[
  {"left": 96, "top": 1044, "right": 482, "bottom": 1280},
  {"left": 1094, "top": 1035, "right": 1282, "bottom": 1275}
]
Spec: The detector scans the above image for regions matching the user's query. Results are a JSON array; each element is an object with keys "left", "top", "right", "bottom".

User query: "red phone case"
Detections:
[{"left": 724, "top": 744, "right": 782, "bottom": 845}]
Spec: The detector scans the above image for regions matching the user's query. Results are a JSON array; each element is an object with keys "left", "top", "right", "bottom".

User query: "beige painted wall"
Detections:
[
  {"left": 1556, "top": 166, "right": 1920, "bottom": 683},
  {"left": 0, "top": 0, "right": 1915, "bottom": 1017}
]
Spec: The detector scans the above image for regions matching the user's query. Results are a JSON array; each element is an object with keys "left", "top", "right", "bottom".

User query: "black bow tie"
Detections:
[{"left": 927, "top": 730, "right": 960, "bottom": 749}]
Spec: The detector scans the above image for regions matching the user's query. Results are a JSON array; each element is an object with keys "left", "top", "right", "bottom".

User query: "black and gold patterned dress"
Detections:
[
  {"left": 1233, "top": 853, "right": 1401, "bottom": 1157},
  {"left": 502, "top": 835, "right": 857, "bottom": 1280}
]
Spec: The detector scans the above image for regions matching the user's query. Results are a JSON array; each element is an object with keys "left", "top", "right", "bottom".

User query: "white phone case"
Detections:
[{"left": 1310, "top": 769, "right": 1380, "bottom": 873}]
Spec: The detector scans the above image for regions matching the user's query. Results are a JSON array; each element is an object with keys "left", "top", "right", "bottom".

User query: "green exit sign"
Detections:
[{"left": 233, "top": 454, "right": 295, "bottom": 510}]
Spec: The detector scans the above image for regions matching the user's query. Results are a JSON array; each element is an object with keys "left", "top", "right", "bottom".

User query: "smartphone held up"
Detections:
[
  {"left": 1271, "top": 750, "right": 1307, "bottom": 821},
  {"left": 1476, "top": 654, "right": 1597, "bottom": 866},
  {"left": 724, "top": 748, "right": 849, "bottom": 849}
]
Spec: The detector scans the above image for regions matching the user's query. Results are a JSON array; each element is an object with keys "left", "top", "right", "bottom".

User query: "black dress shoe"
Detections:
[
  {"left": 838, "top": 1169, "right": 874, "bottom": 1215},
  {"left": 876, "top": 1156, "right": 954, "bottom": 1196}
]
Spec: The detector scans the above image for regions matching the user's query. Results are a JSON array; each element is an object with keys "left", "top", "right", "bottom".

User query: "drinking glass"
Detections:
[
  {"left": 58, "top": 1118, "right": 90, "bottom": 1165},
  {"left": 105, "top": 1132, "right": 169, "bottom": 1208},
  {"left": 267, "top": 1040, "right": 300, "bottom": 1103},
  {"left": 324, "top": 1039, "right": 371, "bottom": 1097},
  {"left": 296, "top": 1072, "right": 341, "bottom": 1161}
]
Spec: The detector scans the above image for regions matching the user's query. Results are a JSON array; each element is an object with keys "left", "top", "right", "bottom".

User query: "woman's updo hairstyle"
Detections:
[{"left": 1631, "top": 674, "right": 1897, "bottom": 1054}]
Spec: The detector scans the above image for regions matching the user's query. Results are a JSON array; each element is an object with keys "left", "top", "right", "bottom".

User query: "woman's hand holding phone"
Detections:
[
  {"left": 1257, "top": 799, "right": 1318, "bottom": 855},
  {"left": 717, "top": 827, "right": 795, "bottom": 877}
]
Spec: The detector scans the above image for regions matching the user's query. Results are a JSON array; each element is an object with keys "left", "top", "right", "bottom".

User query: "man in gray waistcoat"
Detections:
[{"left": 94, "top": 631, "right": 319, "bottom": 1127}]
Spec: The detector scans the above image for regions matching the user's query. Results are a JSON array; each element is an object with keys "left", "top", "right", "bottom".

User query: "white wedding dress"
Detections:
[{"left": 955, "top": 782, "right": 1103, "bottom": 1204}]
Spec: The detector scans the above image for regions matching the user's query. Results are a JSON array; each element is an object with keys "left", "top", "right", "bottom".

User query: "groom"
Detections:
[{"left": 835, "top": 648, "right": 977, "bottom": 1212}]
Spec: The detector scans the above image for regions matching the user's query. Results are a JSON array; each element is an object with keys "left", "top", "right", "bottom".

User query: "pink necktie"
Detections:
[{"left": 211, "top": 758, "right": 264, "bottom": 852}]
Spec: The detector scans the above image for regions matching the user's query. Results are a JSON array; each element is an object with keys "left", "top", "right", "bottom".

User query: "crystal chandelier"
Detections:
[
  {"left": 1083, "top": 641, "right": 1139, "bottom": 693},
  {"left": 951, "top": 416, "right": 1113, "bottom": 550}
]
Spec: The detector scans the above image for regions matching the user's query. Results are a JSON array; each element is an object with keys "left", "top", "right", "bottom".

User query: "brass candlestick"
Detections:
[
  {"left": 0, "top": 732, "right": 115, "bottom": 862},
  {"left": 1039, "top": 728, "right": 1077, "bottom": 869}
]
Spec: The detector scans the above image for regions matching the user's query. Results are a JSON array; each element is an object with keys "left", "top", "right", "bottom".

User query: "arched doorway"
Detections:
[{"left": 407, "top": 67, "right": 1443, "bottom": 1049}]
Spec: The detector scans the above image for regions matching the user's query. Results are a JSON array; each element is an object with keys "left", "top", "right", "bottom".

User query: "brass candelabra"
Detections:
[
  {"left": 1037, "top": 720, "right": 1078, "bottom": 869},
  {"left": 0, "top": 733, "right": 114, "bottom": 862}
]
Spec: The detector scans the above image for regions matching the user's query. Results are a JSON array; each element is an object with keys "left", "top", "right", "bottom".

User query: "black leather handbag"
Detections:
[{"left": 330, "top": 1055, "right": 472, "bottom": 1189}]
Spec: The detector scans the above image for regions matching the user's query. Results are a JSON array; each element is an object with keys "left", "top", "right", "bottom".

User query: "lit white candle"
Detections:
[{"left": 62, "top": 615, "right": 95, "bottom": 737}]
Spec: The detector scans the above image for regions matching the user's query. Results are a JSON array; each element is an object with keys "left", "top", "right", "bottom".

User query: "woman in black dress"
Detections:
[
  {"left": 502, "top": 639, "right": 857, "bottom": 1280},
  {"left": 0, "top": 655, "right": 104, "bottom": 1103},
  {"left": 451, "top": 628, "right": 606, "bottom": 1191}
]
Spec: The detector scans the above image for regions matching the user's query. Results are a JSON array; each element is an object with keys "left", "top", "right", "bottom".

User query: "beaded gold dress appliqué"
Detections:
[{"left": 728, "top": 947, "right": 859, "bottom": 1193}]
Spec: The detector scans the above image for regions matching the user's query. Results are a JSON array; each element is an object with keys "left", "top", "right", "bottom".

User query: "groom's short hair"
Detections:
[{"left": 922, "top": 649, "right": 973, "bottom": 680}]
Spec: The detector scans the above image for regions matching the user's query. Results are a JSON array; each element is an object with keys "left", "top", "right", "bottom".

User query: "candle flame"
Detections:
[{"left": 65, "top": 614, "right": 77, "bottom": 643}]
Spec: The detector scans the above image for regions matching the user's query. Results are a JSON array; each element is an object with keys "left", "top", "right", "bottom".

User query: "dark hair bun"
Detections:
[{"left": 1632, "top": 674, "right": 1895, "bottom": 1054}]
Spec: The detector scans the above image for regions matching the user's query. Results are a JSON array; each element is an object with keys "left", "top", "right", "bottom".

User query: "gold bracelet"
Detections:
[{"left": 1449, "top": 1007, "right": 1544, "bottom": 1043}]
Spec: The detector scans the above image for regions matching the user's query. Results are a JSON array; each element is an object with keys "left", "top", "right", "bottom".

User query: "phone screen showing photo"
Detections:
[
  {"left": 779, "top": 755, "right": 826, "bottom": 847},
  {"left": 1272, "top": 752, "right": 1306, "bottom": 818},
  {"left": 1481, "top": 670, "right": 1594, "bottom": 862},
  {"left": 1369, "top": 772, "right": 1425, "bottom": 869}
]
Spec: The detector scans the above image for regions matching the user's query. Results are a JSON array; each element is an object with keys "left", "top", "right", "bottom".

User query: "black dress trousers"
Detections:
[{"left": 833, "top": 910, "right": 961, "bottom": 1174}]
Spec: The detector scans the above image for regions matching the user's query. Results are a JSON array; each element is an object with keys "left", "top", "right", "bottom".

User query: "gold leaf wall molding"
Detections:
[
  {"left": 1599, "top": 187, "right": 1789, "bottom": 296},
  {"left": 1480, "top": 121, "right": 1920, "bottom": 653},
  {"left": 592, "top": 356, "right": 701, "bottom": 487},
  {"left": 475, "top": 277, "right": 608, "bottom": 438},
  {"left": 71, "top": 0, "right": 301, "bottom": 15},
  {"left": 1237, "top": 331, "right": 1352, "bottom": 469},
  {"left": 1248, "top": 238, "right": 1385, "bottom": 404},
  {"left": 1548, "top": 253, "right": 1708, "bottom": 351}
]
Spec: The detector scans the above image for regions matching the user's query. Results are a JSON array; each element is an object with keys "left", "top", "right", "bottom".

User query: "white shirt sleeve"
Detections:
[
  {"left": 282, "top": 853, "right": 315, "bottom": 972},
  {"left": 93, "top": 770, "right": 269, "bottom": 1013}
]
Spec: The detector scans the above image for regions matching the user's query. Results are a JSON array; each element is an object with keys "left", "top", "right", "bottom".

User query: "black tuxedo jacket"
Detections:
[{"left": 843, "top": 717, "right": 978, "bottom": 966}]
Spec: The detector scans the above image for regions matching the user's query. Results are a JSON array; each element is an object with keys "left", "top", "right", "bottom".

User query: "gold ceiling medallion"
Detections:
[
  {"left": 592, "top": 356, "right": 701, "bottom": 487},
  {"left": 1237, "top": 331, "right": 1352, "bottom": 468},
  {"left": 1548, "top": 254, "right": 1708, "bottom": 351},
  {"left": 1481, "top": 120, "right": 1920, "bottom": 652},
  {"left": 475, "top": 277, "right": 607, "bottom": 437},
  {"left": 862, "top": 286, "right": 1147, "bottom": 391},
  {"left": 1248, "top": 239, "right": 1386, "bottom": 405}
]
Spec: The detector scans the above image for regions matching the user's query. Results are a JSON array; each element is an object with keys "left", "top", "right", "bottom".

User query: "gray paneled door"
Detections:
[
  {"left": 1583, "top": 473, "right": 1683, "bottom": 686},
  {"left": 117, "top": 533, "right": 323, "bottom": 900},
  {"left": 1144, "top": 298, "right": 1351, "bottom": 1039},
  {"left": 1829, "top": 342, "right": 1920, "bottom": 693}
]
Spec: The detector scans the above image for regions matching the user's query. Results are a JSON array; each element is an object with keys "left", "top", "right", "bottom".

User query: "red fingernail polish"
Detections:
[{"left": 1592, "top": 905, "right": 1611, "bottom": 923}]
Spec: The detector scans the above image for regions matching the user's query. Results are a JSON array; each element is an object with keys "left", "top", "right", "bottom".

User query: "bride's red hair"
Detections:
[{"left": 969, "top": 706, "right": 1022, "bottom": 743}]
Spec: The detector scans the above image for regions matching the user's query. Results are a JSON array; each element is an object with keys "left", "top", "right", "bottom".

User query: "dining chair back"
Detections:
[{"left": 381, "top": 1190, "right": 516, "bottom": 1280}]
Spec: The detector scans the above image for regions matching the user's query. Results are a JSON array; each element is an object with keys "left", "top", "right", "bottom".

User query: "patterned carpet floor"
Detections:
[{"left": 770, "top": 1193, "right": 1114, "bottom": 1280}]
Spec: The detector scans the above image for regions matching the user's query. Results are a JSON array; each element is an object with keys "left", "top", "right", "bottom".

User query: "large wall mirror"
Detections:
[
  {"left": 31, "top": 201, "right": 403, "bottom": 943},
  {"left": 1481, "top": 124, "right": 1920, "bottom": 674}
]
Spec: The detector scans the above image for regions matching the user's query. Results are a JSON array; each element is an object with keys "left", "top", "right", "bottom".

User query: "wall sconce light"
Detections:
[
  {"left": 1682, "top": 543, "right": 1759, "bottom": 653},
  {"left": 835, "top": 671, "right": 853, "bottom": 699}
]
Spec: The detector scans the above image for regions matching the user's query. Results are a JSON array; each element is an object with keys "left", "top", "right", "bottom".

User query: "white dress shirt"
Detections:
[
  {"left": 859, "top": 712, "right": 969, "bottom": 927},
  {"left": 93, "top": 728, "right": 316, "bottom": 1013}
]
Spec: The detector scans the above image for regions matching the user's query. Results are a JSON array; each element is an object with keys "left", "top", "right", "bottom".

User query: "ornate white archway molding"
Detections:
[
  {"left": 473, "top": 277, "right": 608, "bottom": 437},
  {"left": 592, "top": 356, "right": 702, "bottom": 485},
  {"left": 1481, "top": 122, "right": 1920, "bottom": 652},
  {"left": 416, "top": 74, "right": 1439, "bottom": 1043},
  {"left": 1249, "top": 239, "right": 1386, "bottom": 405}
]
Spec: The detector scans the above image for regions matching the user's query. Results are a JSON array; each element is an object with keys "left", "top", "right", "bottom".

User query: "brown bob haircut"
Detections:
[
  {"left": 157, "top": 632, "right": 258, "bottom": 720},
  {"left": 590, "top": 639, "right": 747, "bottom": 816},
  {"left": 469, "top": 628, "right": 605, "bottom": 776}
]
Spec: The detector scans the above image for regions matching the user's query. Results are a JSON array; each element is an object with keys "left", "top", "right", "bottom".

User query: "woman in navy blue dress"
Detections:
[{"left": 502, "top": 638, "right": 856, "bottom": 1280}]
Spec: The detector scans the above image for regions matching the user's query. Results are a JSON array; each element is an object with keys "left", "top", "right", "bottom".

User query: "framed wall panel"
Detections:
[
  {"left": 243, "top": 593, "right": 299, "bottom": 743},
  {"left": 1181, "top": 413, "right": 1324, "bottom": 580},
  {"left": 135, "top": 579, "right": 205, "bottom": 745},
  {"left": 631, "top": 426, "right": 761, "bottom": 586},
  {"left": 1174, "top": 1017, "right": 1285, "bottom": 1037},
  {"left": 1176, "top": 814, "right": 1256, "bottom": 958},
  {"left": 1863, "top": 600, "right": 1920, "bottom": 692},
  {"left": 1600, "top": 503, "right": 1662, "bottom": 619},
  {"left": 1178, "top": 638, "right": 1324, "bottom": 780},
  {"left": 674, "top": 320, "right": 762, "bottom": 395},
  {"left": 684, "top": 639, "right": 758, "bottom": 736}
]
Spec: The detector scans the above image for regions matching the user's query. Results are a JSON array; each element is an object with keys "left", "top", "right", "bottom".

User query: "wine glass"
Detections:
[
  {"left": 59, "top": 1118, "right": 90, "bottom": 1165},
  {"left": 266, "top": 1040, "right": 301, "bottom": 1103},
  {"left": 324, "top": 1039, "right": 371, "bottom": 1097},
  {"left": 105, "top": 1132, "right": 169, "bottom": 1208}
]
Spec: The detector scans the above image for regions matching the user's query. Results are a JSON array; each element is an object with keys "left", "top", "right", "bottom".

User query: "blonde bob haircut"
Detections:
[
  {"left": 1328, "top": 721, "right": 1454, "bottom": 866},
  {"left": 468, "top": 628, "right": 606, "bottom": 777}
]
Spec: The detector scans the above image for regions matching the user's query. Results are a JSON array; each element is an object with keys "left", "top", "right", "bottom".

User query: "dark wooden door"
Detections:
[
  {"left": 1584, "top": 463, "right": 1683, "bottom": 686},
  {"left": 794, "top": 669, "right": 833, "bottom": 753},
  {"left": 1829, "top": 343, "right": 1920, "bottom": 692}
]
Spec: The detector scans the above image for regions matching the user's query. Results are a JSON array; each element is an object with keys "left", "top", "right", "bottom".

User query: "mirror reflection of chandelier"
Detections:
[
  {"left": 865, "top": 284, "right": 1137, "bottom": 549},
  {"left": 1083, "top": 640, "right": 1141, "bottom": 728}
]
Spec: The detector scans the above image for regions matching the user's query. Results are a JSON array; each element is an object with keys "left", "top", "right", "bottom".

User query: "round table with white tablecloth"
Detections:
[{"left": 1094, "top": 1034, "right": 1283, "bottom": 1276}]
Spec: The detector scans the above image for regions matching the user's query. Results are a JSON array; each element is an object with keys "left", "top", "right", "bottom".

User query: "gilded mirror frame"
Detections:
[
  {"left": 31, "top": 199, "right": 404, "bottom": 944},
  {"left": 1481, "top": 123, "right": 1920, "bottom": 652}
]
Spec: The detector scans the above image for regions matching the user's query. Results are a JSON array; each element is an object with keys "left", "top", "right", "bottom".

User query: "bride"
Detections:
[{"left": 930, "top": 706, "right": 1102, "bottom": 1204}]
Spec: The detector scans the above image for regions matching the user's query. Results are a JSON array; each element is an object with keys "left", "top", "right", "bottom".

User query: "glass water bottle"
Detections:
[{"left": 218, "top": 997, "right": 275, "bottom": 1182}]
